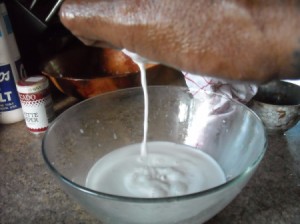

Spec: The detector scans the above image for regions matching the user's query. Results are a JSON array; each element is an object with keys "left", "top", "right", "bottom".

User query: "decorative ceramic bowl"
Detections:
[
  {"left": 42, "top": 86, "right": 266, "bottom": 224},
  {"left": 249, "top": 80, "right": 300, "bottom": 133}
]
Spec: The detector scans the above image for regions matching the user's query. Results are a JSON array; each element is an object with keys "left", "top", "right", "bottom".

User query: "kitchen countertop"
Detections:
[{"left": 1, "top": 94, "right": 300, "bottom": 224}]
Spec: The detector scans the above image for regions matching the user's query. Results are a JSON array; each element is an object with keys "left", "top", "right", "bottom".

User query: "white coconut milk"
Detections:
[{"left": 86, "top": 141, "right": 225, "bottom": 198}]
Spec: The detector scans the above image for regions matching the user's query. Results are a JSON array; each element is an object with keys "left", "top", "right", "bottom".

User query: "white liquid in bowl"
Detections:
[{"left": 86, "top": 141, "right": 226, "bottom": 198}]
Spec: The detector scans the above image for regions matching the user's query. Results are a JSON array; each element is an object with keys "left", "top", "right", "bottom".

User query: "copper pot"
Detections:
[{"left": 41, "top": 45, "right": 185, "bottom": 99}]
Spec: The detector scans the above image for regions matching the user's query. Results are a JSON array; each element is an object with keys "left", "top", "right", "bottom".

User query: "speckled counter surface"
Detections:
[{"left": 1, "top": 95, "right": 299, "bottom": 224}]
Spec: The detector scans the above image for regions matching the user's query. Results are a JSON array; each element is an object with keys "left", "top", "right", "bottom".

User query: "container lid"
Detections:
[{"left": 16, "top": 76, "right": 49, "bottom": 94}]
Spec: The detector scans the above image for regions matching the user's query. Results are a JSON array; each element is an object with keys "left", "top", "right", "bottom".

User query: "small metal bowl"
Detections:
[{"left": 248, "top": 80, "right": 300, "bottom": 133}]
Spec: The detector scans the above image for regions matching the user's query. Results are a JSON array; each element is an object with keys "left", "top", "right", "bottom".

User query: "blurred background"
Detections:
[{"left": 4, "top": 0, "right": 66, "bottom": 75}]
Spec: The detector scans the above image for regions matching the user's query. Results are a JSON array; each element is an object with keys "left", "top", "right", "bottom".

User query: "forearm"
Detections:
[
  {"left": 239, "top": 0, "right": 300, "bottom": 80},
  {"left": 154, "top": 0, "right": 300, "bottom": 81}
]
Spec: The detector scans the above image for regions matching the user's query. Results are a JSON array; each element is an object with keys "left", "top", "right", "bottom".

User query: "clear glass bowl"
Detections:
[{"left": 42, "top": 86, "right": 267, "bottom": 224}]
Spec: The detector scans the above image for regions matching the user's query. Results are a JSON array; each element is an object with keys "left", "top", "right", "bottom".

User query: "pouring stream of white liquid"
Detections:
[
  {"left": 121, "top": 49, "right": 149, "bottom": 157},
  {"left": 137, "top": 62, "right": 148, "bottom": 157}
]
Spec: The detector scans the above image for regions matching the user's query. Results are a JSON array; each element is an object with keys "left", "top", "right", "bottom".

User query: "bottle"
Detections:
[
  {"left": 0, "top": 1, "right": 26, "bottom": 124},
  {"left": 16, "top": 76, "right": 55, "bottom": 134}
]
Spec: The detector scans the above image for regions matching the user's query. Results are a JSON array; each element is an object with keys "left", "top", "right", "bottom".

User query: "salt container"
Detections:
[{"left": 0, "top": 1, "right": 26, "bottom": 124}]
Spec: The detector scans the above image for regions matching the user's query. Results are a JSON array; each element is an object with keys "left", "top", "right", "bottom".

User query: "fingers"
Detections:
[
  {"left": 76, "top": 36, "right": 120, "bottom": 49},
  {"left": 58, "top": 0, "right": 272, "bottom": 81}
]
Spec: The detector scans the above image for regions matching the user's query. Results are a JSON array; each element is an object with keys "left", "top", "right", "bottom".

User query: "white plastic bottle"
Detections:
[{"left": 0, "top": 2, "right": 26, "bottom": 124}]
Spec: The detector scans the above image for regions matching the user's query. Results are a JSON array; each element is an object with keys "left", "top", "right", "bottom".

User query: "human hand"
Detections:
[{"left": 59, "top": 0, "right": 300, "bottom": 82}]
